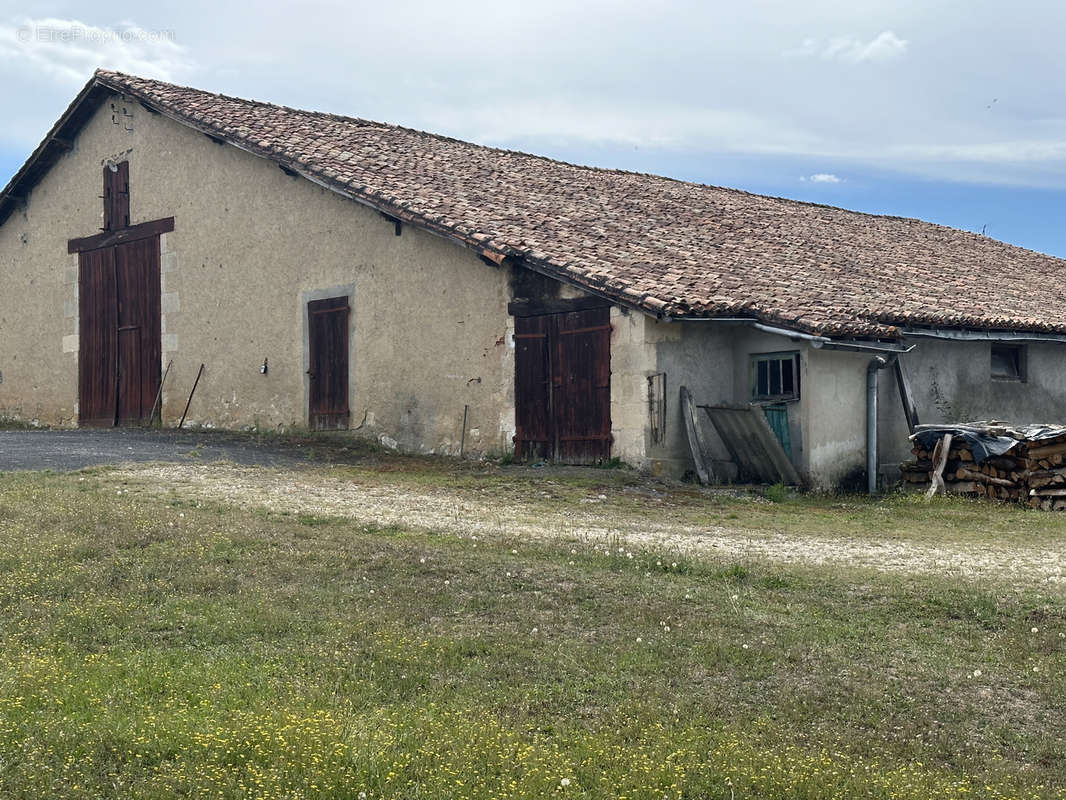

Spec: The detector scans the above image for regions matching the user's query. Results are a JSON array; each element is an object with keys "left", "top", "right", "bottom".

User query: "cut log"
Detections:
[
  {"left": 1026, "top": 441, "right": 1066, "bottom": 459},
  {"left": 1032, "top": 487, "right": 1066, "bottom": 497},
  {"left": 955, "top": 466, "right": 1017, "bottom": 488}
]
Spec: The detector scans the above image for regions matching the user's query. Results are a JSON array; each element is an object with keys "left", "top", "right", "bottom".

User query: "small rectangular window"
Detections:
[
  {"left": 751, "top": 352, "right": 800, "bottom": 401},
  {"left": 991, "top": 344, "right": 1026, "bottom": 382}
]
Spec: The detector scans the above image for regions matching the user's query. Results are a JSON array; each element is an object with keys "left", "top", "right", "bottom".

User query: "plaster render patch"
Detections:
[
  {"left": 62, "top": 335, "right": 78, "bottom": 353},
  {"left": 161, "top": 292, "right": 181, "bottom": 313},
  {"left": 162, "top": 334, "right": 178, "bottom": 352}
]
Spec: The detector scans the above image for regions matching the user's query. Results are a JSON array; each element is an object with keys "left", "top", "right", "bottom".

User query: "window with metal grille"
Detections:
[
  {"left": 751, "top": 351, "right": 800, "bottom": 401},
  {"left": 991, "top": 344, "right": 1026, "bottom": 382}
]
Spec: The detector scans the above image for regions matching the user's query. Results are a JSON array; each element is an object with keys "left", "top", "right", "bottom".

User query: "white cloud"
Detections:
[
  {"left": 789, "top": 31, "right": 908, "bottom": 63},
  {"left": 3, "top": 2, "right": 1066, "bottom": 191},
  {"left": 801, "top": 173, "right": 843, "bottom": 183},
  {"left": 421, "top": 99, "right": 823, "bottom": 155},
  {"left": 0, "top": 18, "right": 194, "bottom": 87}
]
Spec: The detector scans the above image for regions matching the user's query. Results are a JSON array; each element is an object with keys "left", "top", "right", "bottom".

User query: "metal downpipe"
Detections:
[{"left": 866, "top": 356, "right": 892, "bottom": 495}]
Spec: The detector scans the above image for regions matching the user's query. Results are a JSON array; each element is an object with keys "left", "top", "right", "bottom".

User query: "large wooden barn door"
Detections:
[
  {"left": 307, "top": 296, "right": 350, "bottom": 430},
  {"left": 514, "top": 306, "right": 612, "bottom": 463},
  {"left": 71, "top": 161, "right": 170, "bottom": 427},
  {"left": 78, "top": 238, "right": 161, "bottom": 426}
]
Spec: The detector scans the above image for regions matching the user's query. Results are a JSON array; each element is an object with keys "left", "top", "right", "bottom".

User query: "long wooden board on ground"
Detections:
[{"left": 679, "top": 385, "right": 714, "bottom": 485}]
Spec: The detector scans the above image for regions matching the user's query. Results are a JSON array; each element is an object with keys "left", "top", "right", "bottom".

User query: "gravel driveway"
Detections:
[
  {"left": 113, "top": 462, "right": 1066, "bottom": 586},
  {"left": 0, "top": 429, "right": 317, "bottom": 471}
]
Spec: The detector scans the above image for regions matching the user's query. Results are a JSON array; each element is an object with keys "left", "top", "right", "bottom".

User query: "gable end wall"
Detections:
[{"left": 0, "top": 93, "right": 516, "bottom": 456}]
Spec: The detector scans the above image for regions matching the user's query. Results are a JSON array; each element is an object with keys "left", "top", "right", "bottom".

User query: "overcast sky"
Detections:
[{"left": 2, "top": 1, "right": 1066, "bottom": 255}]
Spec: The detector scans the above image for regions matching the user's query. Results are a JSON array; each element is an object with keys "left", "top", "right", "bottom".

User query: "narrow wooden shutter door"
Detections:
[
  {"left": 554, "top": 307, "right": 612, "bottom": 463},
  {"left": 114, "top": 237, "right": 161, "bottom": 423},
  {"left": 513, "top": 314, "right": 553, "bottom": 461},
  {"left": 103, "top": 161, "right": 130, "bottom": 231},
  {"left": 308, "top": 297, "right": 350, "bottom": 430},
  {"left": 78, "top": 247, "right": 118, "bottom": 425}
]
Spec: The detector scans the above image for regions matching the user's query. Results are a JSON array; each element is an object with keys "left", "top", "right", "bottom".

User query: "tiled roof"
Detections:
[{"left": 36, "top": 71, "right": 1066, "bottom": 336}]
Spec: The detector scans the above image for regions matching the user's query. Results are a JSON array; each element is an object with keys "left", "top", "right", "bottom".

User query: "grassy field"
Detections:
[{"left": 0, "top": 463, "right": 1063, "bottom": 799}]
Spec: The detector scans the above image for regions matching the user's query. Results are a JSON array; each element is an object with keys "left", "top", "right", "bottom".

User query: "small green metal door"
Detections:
[{"left": 762, "top": 404, "right": 791, "bottom": 458}]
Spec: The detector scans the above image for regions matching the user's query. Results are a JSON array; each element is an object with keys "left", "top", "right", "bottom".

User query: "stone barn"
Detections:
[{"left": 4, "top": 69, "right": 1066, "bottom": 489}]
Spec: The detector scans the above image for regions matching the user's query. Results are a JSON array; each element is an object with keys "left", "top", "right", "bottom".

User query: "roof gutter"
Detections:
[
  {"left": 902, "top": 327, "right": 1066, "bottom": 345},
  {"left": 677, "top": 317, "right": 916, "bottom": 354}
]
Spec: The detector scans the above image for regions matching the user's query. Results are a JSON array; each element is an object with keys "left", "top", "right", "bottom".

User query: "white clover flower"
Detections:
[
  {"left": 972, "top": 669, "right": 982, "bottom": 678},
  {"left": 636, "top": 637, "right": 642, "bottom": 643},
  {"left": 1031, "top": 627, "right": 1039, "bottom": 633},
  {"left": 531, "top": 627, "right": 538, "bottom": 634},
  {"left": 671, "top": 562, "right": 678, "bottom": 568},
  {"left": 560, "top": 778, "right": 571, "bottom": 787},
  {"left": 626, "top": 552, "right": 633, "bottom": 559},
  {"left": 512, "top": 549, "right": 518, "bottom": 554},
  {"left": 444, "top": 580, "right": 450, "bottom": 586},
  {"left": 419, "top": 558, "right": 425, "bottom": 564}
]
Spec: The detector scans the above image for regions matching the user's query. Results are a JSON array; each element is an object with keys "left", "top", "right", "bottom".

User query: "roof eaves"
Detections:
[{"left": 0, "top": 75, "right": 112, "bottom": 228}]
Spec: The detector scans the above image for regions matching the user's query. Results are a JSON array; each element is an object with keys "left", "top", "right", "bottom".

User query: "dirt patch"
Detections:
[{"left": 111, "top": 463, "right": 1066, "bottom": 585}]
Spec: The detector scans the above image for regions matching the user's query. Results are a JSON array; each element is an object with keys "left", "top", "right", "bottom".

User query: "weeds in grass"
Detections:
[
  {"left": 0, "top": 470, "right": 1062, "bottom": 798},
  {"left": 764, "top": 482, "right": 790, "bottom": 502},
  {"left": 0, "top": 415, "right": 46, "bottom": 430}
]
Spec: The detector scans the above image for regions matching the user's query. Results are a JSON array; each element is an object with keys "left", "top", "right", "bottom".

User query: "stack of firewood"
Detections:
[{"left": 900, "top": 423, "right": 1066, "bottom": 509}]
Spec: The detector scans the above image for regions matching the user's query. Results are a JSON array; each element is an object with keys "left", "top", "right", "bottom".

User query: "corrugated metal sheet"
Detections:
[{"left": 701, "top": 404, "right": 803, "bottom": 486}]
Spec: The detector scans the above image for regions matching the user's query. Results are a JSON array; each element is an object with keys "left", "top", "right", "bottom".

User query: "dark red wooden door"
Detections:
[
  {"left": 78, "top": 237, "right": 160, "bottom": 426},
  {"left": 114, "top": 237, "right": 161, "bottom": 424},
  {"left": 513, "top": 314, "right": 553, "bottom": 461},
  {"left": 554, "top": 308, "right": 612, "bottom": 463},
  {"left": 308, "top": 297, "right": 350, "bottom": 430},
  {"left": 78, "top": 247, "right": 118, "bottom": 426},
  {"left": 514, "top": 306, "right": 612, "bottom": 463}
]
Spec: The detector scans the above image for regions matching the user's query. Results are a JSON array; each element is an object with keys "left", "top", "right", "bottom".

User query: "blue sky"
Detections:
[{"left": 2, "top": 1, "right": 1066, "bottom": 257}]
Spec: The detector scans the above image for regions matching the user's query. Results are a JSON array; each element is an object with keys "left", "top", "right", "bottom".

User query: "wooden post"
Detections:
[{"left": 925, "top": 433, "right": 953, "bottom": 499}]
